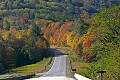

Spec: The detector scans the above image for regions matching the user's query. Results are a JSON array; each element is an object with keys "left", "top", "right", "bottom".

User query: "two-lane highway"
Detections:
[
  {"left": 42, "top": 48, "right": 66, "bottom": 77},
  {"left": 26, "top": 48, "right": 75, "bottom": 80}
]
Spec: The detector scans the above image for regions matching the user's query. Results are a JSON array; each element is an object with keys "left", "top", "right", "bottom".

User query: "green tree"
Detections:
[
  {"left": 3, "top": 20, "right": 10, "bottom": 30},
  {"left": 27, "top": 21, "right": 41, "bottom": 37},
  {"left": 72, "top": 18, "right": 89, "bottom": 36}
]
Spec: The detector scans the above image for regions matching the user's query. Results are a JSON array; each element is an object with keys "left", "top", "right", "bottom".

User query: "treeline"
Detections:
[
  {"left": 0, "top": 19, "right": 51, "bottom": 74},
  {"left": 41, "top": 13, "right": 94, "bottom": 61},
  {"left": 42, "top": 6, "right": 120, "bottom": 80}
]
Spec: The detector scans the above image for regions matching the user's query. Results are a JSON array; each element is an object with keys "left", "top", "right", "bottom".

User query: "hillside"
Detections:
[
  {"left": 0, "top": 0, "right": 119, "bottom": 22},
  {"left": 0, "top": 0, "right": 120, "bottom": 79}
]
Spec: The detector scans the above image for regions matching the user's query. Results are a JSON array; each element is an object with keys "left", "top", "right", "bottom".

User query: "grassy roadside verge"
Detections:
[
  {"left": 0, "top": 58, "right": 50, "bottom": 78},
  {"left": 0, "top": 50, "right": 55, "bottom": 78}
]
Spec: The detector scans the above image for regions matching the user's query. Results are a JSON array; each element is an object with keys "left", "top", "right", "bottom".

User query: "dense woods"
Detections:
[
  {"left": 0, "top": 0, "right": 120, "bottom": 80},
  {"left": 0, "top": 0, "right": 119, "bottom": 22},
  {"left": 0, "top": 23, "right": 51, "bottom": 73}
]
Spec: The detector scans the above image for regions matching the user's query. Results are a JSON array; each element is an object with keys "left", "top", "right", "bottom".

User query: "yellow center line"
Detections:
[
  {"left": 57, "top": 56, "right": 61, "bottom": 72},
  {"left": 46, "top": 56, "right": 62, "bottom": 80}
]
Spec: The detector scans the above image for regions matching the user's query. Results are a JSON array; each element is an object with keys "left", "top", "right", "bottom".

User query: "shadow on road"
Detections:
[{"left": 49, "top": 48, "right": 67, "bottom": 57}]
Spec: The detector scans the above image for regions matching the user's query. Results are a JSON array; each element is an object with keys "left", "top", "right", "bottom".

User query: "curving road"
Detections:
[{"left": 26, "top": 48, "right": 75, "bottom": 80}]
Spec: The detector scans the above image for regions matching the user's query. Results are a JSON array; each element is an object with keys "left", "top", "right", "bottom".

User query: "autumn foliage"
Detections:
[{"left": 41, "top": 19, "right": 96, "bottom": 62}]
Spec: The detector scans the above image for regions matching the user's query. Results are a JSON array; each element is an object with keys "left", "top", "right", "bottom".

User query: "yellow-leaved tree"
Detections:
[{"left": 16, "top": 30, "right": 26, "bottom": 39}]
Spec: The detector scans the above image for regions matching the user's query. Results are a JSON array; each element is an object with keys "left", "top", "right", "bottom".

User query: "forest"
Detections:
[{"left": 0, "top": 0, "right": 120, "bottom": 80}]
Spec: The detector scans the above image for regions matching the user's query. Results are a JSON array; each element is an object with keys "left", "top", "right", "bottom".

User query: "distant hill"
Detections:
[{"left": 0, "top": 0, "right": 119, "bottom": 21}]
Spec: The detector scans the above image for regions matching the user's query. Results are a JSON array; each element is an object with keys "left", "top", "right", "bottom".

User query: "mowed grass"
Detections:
[
  {"left": 4, "top": 58, "right": 51, "bottom": 76},
  {"left": 72, "top": 62, "right": 91, "bottom": 78}
]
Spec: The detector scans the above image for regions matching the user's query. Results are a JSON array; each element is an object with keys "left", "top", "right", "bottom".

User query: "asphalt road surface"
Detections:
[{"left": 26, "top": 48, "right": 75, "bottom": 80}]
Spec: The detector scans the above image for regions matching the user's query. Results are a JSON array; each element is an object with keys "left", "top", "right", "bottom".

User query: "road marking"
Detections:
[{"left": 57, "top": 56, "right": 61, "bottom": 72}]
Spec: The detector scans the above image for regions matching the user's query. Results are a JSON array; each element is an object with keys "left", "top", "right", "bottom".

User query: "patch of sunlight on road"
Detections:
[{"left": 26, "top": 76, "right": 75, "bottom": 80}]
